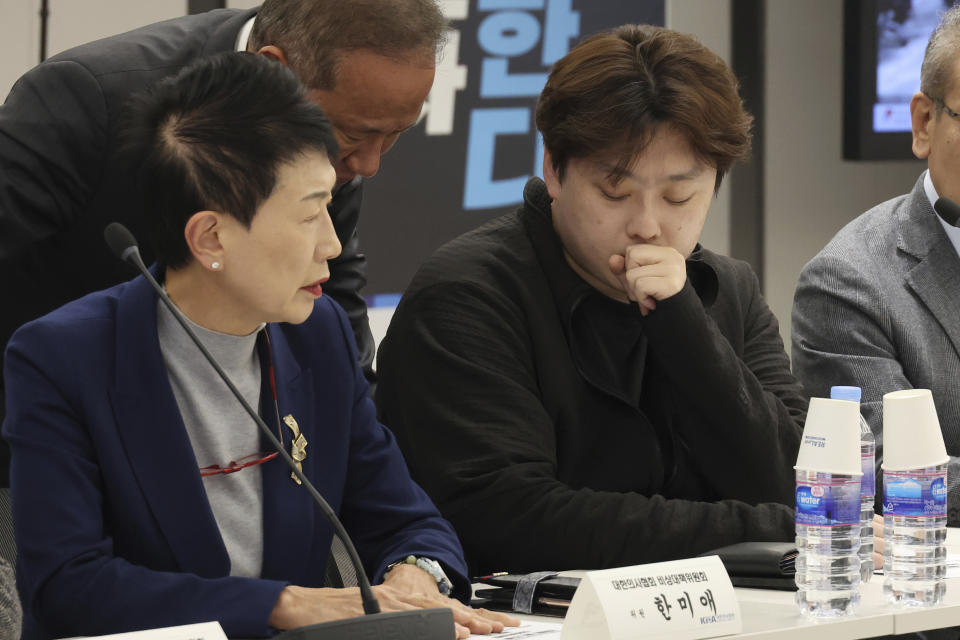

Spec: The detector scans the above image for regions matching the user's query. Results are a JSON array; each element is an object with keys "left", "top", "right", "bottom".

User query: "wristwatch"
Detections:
[{"left": 387, "top": 555, "right": 454, "bottom": 595}]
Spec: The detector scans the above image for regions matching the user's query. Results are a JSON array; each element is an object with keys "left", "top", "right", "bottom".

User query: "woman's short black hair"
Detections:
[{"left": 120, "top": 52, "right": 339, "bottom": 269}]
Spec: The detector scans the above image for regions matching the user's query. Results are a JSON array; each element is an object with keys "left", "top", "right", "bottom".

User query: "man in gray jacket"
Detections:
[{"left": 792, "top": 4, "right": 960, "bottom": 524}]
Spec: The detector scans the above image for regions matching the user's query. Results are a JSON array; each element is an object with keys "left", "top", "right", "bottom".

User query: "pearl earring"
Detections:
[{"left": 211, "top": 261, "right": 221, "bottom": 270}]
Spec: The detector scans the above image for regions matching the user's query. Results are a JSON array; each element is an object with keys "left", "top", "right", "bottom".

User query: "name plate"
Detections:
[{"left": 561, "top": 556, "right": 741, "bottom": 640}]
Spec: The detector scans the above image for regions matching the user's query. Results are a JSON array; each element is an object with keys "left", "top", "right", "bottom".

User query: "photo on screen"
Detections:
[{"left": 874, "top": 0, "right": 954, "bottom": 133}]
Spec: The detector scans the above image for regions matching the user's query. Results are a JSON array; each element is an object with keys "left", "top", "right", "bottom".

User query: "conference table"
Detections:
[{"left": 485, "top": 529, "right": 960, "bottom": 639}]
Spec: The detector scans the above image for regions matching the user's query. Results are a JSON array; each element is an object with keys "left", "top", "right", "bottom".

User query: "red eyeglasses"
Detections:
[{"left": 198, "top": 331, "right": 285, "bottom": 478}]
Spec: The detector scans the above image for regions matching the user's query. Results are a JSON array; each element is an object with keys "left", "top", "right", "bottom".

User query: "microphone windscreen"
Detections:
[
  {"left": 934, "top": 197, "right": 960, "bottom": 227},
  {"left": 104, "top": 223, "right": 138, "bottom": 261}
]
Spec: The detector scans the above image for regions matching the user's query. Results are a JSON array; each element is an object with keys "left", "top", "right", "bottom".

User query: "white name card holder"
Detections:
[
  {"left": 58, "top": 621, "right": 228, "bottom": 640},
  {"left": 561, "top": 555, "right": 741, "bottom": 640}
]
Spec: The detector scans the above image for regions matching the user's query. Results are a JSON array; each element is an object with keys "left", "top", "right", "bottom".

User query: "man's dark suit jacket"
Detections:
[{"left": 0, "top": 8, "right": 376, "bottom": 481}]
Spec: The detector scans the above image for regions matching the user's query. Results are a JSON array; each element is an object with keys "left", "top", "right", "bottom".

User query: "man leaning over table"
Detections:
[
  {"left": 0, "top": 0, "right": 444, "bottom": 482},
  {"left": 376, "top": 24, "right": 813, "bottom": 576},
  {"left": 793, "top": 3, "right": 960, "bottom": 525}
]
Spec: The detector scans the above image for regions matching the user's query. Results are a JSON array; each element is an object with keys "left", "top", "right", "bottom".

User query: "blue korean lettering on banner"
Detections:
[
  {"left": 465, "top": 0, "right": 579, "bottom": 209},
  {"left": 795, "top": 479, "right": 861, "bottom": 526},
  {"left": 883, "top": 471, "right": 947, "bottom": 517}
]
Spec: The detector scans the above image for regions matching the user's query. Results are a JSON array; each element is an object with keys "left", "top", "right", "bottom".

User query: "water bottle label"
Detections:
[
  {"left": 883, "top": 471, "right": 947, "bottom": 517},
  {"left": 795, "top": 479, "right": 861, "bottom": 526},
  {"left": 861, "top": 454, "right": 876, "bottom": 498}
]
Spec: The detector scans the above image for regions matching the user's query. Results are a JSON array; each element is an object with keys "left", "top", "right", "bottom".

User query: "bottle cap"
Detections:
[
  {"left": 795, "top": 397, "right": 863, "bottom": 475},
  {"left": 881, "top": 389, "right": 949, "bottom": 471},
  {"left": 830, "top": 386, "right": 862, "bottom": 402}
]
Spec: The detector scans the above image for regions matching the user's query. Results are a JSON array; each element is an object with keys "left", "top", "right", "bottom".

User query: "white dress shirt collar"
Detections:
[{"left": 236, "top": 16, "right": 255, "bottom": 52}]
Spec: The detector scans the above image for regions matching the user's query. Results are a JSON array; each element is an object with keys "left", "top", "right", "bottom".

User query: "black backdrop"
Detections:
[{"left": 358, "top": 0, "right": 665, "bottom": 303}]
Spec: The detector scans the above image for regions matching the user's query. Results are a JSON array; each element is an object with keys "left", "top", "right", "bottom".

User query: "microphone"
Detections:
[
  {"left": 934, "top": 197, "right": 960, "bottom": 227},
  {"left": 104, "top": 223, "right": 454, "bottom": 640}
]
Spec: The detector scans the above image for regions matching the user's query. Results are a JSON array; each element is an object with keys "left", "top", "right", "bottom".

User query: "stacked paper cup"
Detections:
[
  {"left": 794, "top": 397, "right": 863, "bottom": 617},
  {"left": 882, "top": 389, "right": 949, "bottom": 606}
]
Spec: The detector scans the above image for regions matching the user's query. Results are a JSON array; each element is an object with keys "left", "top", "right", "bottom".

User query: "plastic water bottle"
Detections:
[
  {"left": 830, "top": 386, "right": 875, "bottom": 582},
  {"left": 882, "top": 463, "right": 948, "bottom": 606},
  {"left": 795, "top": 469, "right": 862, "bottom": 616}
]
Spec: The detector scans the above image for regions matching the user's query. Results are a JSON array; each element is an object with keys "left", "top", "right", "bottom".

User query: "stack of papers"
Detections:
[{"left": 469, "top": 620, "right": 562, "bottom": 639}]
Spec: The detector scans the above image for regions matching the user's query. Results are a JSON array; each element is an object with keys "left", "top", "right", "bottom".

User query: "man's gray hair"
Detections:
[
  {"left": 921, "top": 3, "right": 960, "bottom": 104},
  {"left": 249, "top": 0, "right": 446, "bottom": 91}
]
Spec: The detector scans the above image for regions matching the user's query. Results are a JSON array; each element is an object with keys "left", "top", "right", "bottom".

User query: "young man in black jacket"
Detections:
[{"left": 376, "top": 24, "right": 807, "bottom": 575}]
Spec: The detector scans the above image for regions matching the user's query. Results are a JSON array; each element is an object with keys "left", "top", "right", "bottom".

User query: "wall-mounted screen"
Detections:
[{"left": 845, "top": 0, "right": 955, "bottom": 159}]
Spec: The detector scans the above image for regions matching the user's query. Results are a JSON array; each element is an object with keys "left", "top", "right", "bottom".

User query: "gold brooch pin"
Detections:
[{"left": 282, "top": 414, "right": 307, "bottom": 485}]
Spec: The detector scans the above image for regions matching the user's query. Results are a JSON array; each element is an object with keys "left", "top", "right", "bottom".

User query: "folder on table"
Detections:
[
  {"left": 473, "top": 541, "right": 798, "bottom": 617},
  {"left": 700, "top": 541, "right": 797, "bottom": 591},
  {"left": 472, "top": 573, "right": 577, "bottom": 616}
]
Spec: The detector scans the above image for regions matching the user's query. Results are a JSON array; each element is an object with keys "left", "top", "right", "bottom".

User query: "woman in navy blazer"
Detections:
[{"left": 2, "top": 53, "right": 514, "bottom": 639}]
